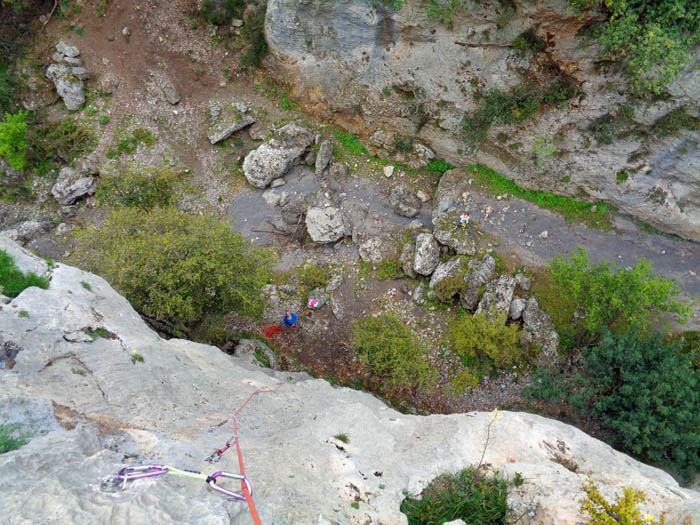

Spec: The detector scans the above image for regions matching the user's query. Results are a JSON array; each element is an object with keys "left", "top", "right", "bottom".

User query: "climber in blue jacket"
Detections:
[{"left": 283, "top": 310, "right": 298, "bottom": 329}]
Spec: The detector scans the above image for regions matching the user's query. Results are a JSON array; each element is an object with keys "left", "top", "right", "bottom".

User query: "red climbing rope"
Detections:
[
  {"left": 262, "top": 325, "right": 283, "bottom": 339},
  {"left": 207, "top": 383, "right": 285, "bottom": 525}
]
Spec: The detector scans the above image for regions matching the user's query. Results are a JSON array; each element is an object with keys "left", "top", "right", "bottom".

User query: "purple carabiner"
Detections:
[
  {"left": 207, "top": 471, "right": 252, "bottom": 501},
  {"left": 117, "top": 465, "right": 169, "bottom": 487}
]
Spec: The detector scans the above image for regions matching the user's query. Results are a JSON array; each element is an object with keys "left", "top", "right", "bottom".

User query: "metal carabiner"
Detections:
[
  {"left": 117, "top": 465, "right": 169, "bottom": 489},
  {"left": 207, "top": 471, "right": 252, "bottom": 501}
]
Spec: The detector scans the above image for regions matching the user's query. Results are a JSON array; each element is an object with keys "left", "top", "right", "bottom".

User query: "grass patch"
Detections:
[
  {"left": 279, "top": 93, "right": 299, "bottom": 112},
  {"left": 652, "top": 108, "right": 700, "bottom": 136},
  {"left": 0, "top": 424, "right": 32, "bottom": 454},
  {"left": 468, "top": 164, "right": 611, "bottom": 230},
  {"left": 401, "top": 466, "right": 512, "bottom": 524},
  {"left": 0, "top": 249, "right": 49, "bottom": 298},
  {"left": 83, "top": 327, "right": 117, "bottom": 339},
  {"left": 332, "top": 129, "right": 368, "bottom": 156},
  {"left": 334, "top": 433, "right": 349, "bottom": 443},
  {"left": 80, "top": 281, "right": 92, "bottom": 291},
  {"left": 106, "top": 127, "right": 157, "bottom": 159},
  {"left": 376, "top": 259, "right": 402, "bottom": 280},
  {"left": 27, "top": 116, "right": 97, "bottom": 175},
  {"left": 424, "top": 157, "right": 455, "bottom": 175}
]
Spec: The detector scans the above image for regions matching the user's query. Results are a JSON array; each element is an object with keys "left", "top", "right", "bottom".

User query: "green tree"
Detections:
[
  {"left": 96, "top": 168, "right": 184, "bottom": 210},
  {"left": 0, "top": 110, "right": 28, "bottom": 171},
  {"left": 71, "top": 207, "right": 274, "bottom": 327},
  {"left": 569, "top": 0, "right": 700, "bottom": 94},
  {"left": 540, "top": 247, "right": 689, "bottom": 350},
  {"left": 528, "top": 331, "right": 700, "bottom": 480},
  {"left": 350, "top": 314, "right": 436, "bottom": 390}
]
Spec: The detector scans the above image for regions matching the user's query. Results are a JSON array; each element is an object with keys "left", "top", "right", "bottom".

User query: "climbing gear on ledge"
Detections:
[{"left": 100, "top": 464, "right": 253, "bottom": 502}]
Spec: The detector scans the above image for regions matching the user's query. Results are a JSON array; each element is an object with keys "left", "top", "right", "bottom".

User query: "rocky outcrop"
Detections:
[
  {"left": 460, "top": 254, "right": 496, "bottom": 310},
  {"left": 207, "top": 102, "right": 255, "bottom": 144},
  {"left": 243, "top": 122, "right": 315, "bottom": 188},
  {"left": 46, "top": 41, "right": 86, "bottom": 111},
  {"left": 265, "top": 0, "right": 700, "bottom": 242},
  {"left": 476, "top": 275, "right": 517, "bottom": 321},
  {"left": 305, "top": 206, "right": 348, "bottom": 243},
  {"left": 413, "top": 233, "right": 440, "bottom": 276},
  {"left": 433, "top": 211, "right": 477, "bottom": 256},
  {"left": 388, "top": 186, "right": 421, "bottom": 218},
  {"left": 315, "top": 139, "right": 334, "bottom": 173},
  {"left": 51, "top": 166, "right": 97, "bottom": 205},
  {"left": 522, "top": 297, "right": 560, "bottom": 367},
  {"left": 428, "top": 256, "right": 468, "bottom": 302},
  {"left": 0, "top": 236, "right": 698, "bottom": 524}
]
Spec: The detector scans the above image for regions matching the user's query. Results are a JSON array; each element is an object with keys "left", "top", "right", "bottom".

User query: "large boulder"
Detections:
[
  {"left": 459, "top": 254, "right": 496, "bottom": 310},
  {"left": 315, "top": 140, "right": 333, "bottom": 173},
  {"left": 51, "top": 167, "right": 96, "bottom": 205},
  {"left": 476, "top": 275, "right": 517, "bottom": 321},
  {"left": 428, "top": 256, "right": 468, "bottom": 302},
  {"left": 0, "top": 236, "right": 699, "bottom": 523},
  {"left": 46, "top": 63, "right": 84, "bottom": 111},
  {"left": 305, "top": 206, "right": 348, "bottom": 243},
  {"left": 433, "top": 210, "right": 477, "bottom": 256},
  {"left": 413, "top": 233, "right": 440, "bottom": 276},
  {"left": 522, "top": 297, "right": 560, "bottom": 367},
  {"left": 388, "top": 186, "right": 421, "bottom": 218},
  {"left": 242, "top": 122, "right": 315, "bottom": 188}
]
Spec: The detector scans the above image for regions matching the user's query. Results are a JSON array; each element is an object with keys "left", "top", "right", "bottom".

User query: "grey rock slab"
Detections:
[
  {"left": 329, "top": 295, "right": 344, "bottom": 320},
  {"left": 459, "top": 254, "right": 496, "bottom": 310},
  {"left": 359, "top": 236, "right": 395, "bottom": 264},
  {"left": 412, "top": 281, "right": 427, "bottom": 304},
  {"left": 433, "top": 211, "right": 477, "bottom": 256},
  {"left": 0, "top": 237, "right": 698, "bottom": 524},
  {"left": 388, "top": 186, "right": 421, "bottom": 218},
  {"left": 515, "top": 273, "right": 530, "bottom": 292},
  {"left": 476, "top": 275, "right": 517, "bottom": 321},
  {"left": 235, "top": 338, "right": 277, "bottom": 369},
  {"left": 400, "top": 241, "right": 417, "bottom": 279},
  {"left": 509, "top": 296, "right": 527, "bottom": 321},
  {"left": 0, "top": 236, "right": 49, "bottom": 275},
  {"left": 429, "top": 256, "right": 468, "bottom": 302},
  {"left": 51, "top": 167, "right": 96, "bottom": 205},
  {"left": 305, "top": 206, "right": 348, "bottom": 243},
  {"left": 46, "top": 63, "right": 84, "bottom": 111},
  {"left": 522, "top": 297, "right": 560, "bottom": 367},
  {"left": 315, "top": 140, "right": 333, "bottom": 173},
  {"left": 208, "top": 113, "right": 255, "bottom": 144},
  {"left": 325, "top": 274, "right": 343, "bottom": 292},
  {"left": 56, "top": 40, "right": 79, "bottom": 57},
  {"left": 64, "top": 56, "right": 83, "bottom": 66},
  {"left": 2, "top": 220, "right": 52, "bottom": 244},
  {"left": 262, "top": 189, "right": 290, "bottom": 208},
  {"left": 160, "top": 77, "right": 180, "bottom": 104},
  {"left": 413, "top": 233, "right": 440, "bottom": 276},
  {"left": 71, "top": 66, "right": 88, "bottom": 80}
]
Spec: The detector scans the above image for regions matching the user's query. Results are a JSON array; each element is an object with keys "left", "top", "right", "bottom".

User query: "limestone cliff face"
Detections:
[
  {"left": 0, "top": 234, "right": 699, "bottom": 524},
  {"left": 265, "top": 0, "right": 700, "bottom": 242}
]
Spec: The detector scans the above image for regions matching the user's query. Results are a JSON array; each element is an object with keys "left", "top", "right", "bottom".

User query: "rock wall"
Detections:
[
  {"left": 265, "top": 0, "right": 700, "bottom": 242},
  {"left": 0, "top": 235, "right": 699, "bottom": 523}
]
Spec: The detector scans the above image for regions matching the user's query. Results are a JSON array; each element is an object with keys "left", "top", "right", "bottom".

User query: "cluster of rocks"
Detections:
[
  {"left": 50, "top": 160, "right": 98, "bottom": 206},
  {"left": 46, "top": 41, "right": 87, "bottom": 111},
  {"left": 207, "top": 101, "right": 255, "bottom": 144}
]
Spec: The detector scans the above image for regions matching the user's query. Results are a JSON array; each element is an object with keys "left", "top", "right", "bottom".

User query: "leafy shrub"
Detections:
[
  {"left": 512, "top": 29, "right": 545, "bottom": 57},
  {"left": 0, "top": 249, "right": 49, "bottom": 297},
  {"left": 0, "top": 423, "right": 32, "bottom": 454},
  {"left": 393, "top": 134, "right": 413, "bottom": 153},
  {"left": 539, "top": 247, "right": 689, "bottom": 349},
  {"left": 527, "top": 331, "right": 700, "bottom": 480},
  {"left": 569, "top": 0, "right": 700, "bottom": 95},
  {"left": 580, "top": 480, "right": 667, "bottom": 524},
  {"left": 0, "top": 62, "right": 18, "bottom": 114},
  {"left": 27, "top": 116, "right": 97, "bottom": 173},
  {"left": 401, "top": 466, "right": 511, "bottom": 524},
  {"left": 240, "top": 9, "right": 268, "bottom": 68},
  {"left": 448, "top": 311, "right": 521, "bottom": 391},
  {"left": 462, "top": 80, "right": 578, "bottom": 147},
  {"left": 96, "top": 168, "right": 185, "bottom": 210},
  {"left": 424, "top": 157, "right": 454, "bottom": 175},
  {"left": 71, "top": 207, "right": 274, "bottom": 325},
  {"left": 350, "top": 314, "right": 436, "bottom": 389},
  {"left": 202, "top": 0, "right": 244, "bottom": 25},
  {"left": 424, "top": 0, "right": 469, "bottom": 28},
  {"left": 653, "top": 108, "right": 700, "bottom": 136},
  {"left": 0, "top": 110, "right": 28, "bottom": 171}
]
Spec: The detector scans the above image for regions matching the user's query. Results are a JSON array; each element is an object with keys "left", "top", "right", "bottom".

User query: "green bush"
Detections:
[
  {"left": 240, "top": 9, "right": 268, "bottom": 69},
  {"left": 529, "top": 331, "right": 700, "bottom": 480},
  {"left": 351, "top": 314, "right": 436, "bottom": 389},
  {"left": 0, "top": 110, "right": 28, "bottom": 171},
  {"left": 539, "top": 247, "right": 689, "bottom": 349},
  {"left": 0, "top": 61, "right": 18, "bottom": 114},
  {"left": 569, "top": 0, "right": 700, "bottom": 95},
  {"left": 0, "top": 423, "right": 32, "bottom": 454},
  {"left": 424, "top": 157, "right": 455, "bottom": 175},
  {"left": 106, "top": 126, "right": 157, "bottom": 159},
  {"left": 512, "top": 29, "right": 545, "bottom": 57},
  {"left": 26, "top": 116, "right": 96, "bottom": 174},
  {"left": 96, "top": 168, "right": 185, "bottom": 210},
  {"left": 447, "top": 311, "right": 521, "bottom": 393},
  {"left": 580, "top": 480, "right": 666, "bottom": 524},
  {"left": 0, "top": 249, "right": 49, "bottom": 297},
  {"left": 653, "top": 108, "right": 700, "bottom": 136},
  {"left": 202, "top": 0, "right": 244, "bottom": 25},
  {"left": 401, "top": 466, "right": 512, "bottom": 524},
  {"left": 332, "top": 129, "right": 368, "bottom": 156},
  {"left": 71, "top": 207, "right": 274, "bottom": 325}
]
